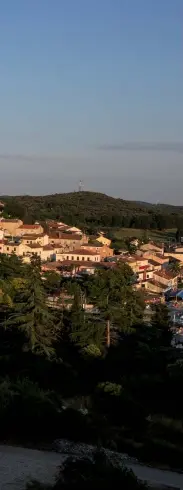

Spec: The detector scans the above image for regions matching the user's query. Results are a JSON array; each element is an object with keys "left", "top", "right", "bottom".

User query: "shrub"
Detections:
[{"left": 27, "top": 450, "right": 147, "bottom": 490}]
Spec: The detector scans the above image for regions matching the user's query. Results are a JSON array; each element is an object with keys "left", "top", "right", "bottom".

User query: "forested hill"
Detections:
[{"left": 1, "top": 191, "right": 183, "bottom": 230}]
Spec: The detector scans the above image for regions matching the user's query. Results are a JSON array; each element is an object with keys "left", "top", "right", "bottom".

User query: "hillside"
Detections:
[{"left": 1, "top": 191, "right": 183, "bottom": 231}]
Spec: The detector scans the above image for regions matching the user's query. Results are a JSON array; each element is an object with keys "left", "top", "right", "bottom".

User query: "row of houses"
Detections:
[
  {"left": 0, "top": 219, "right": 113, "bottom": 264},
  {"left": 0, "top": 217, "right": 181, "bottom": 295},
  {"left": 126, "top": 242, "right": 179, "bottom": 293}
]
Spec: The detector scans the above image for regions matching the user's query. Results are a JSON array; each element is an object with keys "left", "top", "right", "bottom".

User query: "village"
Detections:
[{"left": 0, "top": 214, "right": 183, "bottom": 304}]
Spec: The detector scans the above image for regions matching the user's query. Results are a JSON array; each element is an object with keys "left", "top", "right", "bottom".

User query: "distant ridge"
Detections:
[{"left": 0, "top": 191, "right": 183, "bottom": 230}]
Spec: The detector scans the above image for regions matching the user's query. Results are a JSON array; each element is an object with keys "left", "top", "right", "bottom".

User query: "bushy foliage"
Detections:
[
  {"left": 2, "top": 191, "right": 183, "bottom": 230},
  {"left": 27, "top": 450, "right": 147, "bottom": 490},
  {"left": 0, "top": 255, "right": 183, "bottom": 468}
]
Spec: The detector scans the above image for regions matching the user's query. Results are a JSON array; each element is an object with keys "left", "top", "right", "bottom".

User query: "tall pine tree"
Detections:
[{"left": 4, "top": 259, "right": 58, "bottom": 357}]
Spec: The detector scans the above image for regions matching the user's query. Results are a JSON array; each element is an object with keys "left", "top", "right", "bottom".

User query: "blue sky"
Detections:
[{"left": 0, "top": 0, "right": 182, "bottom": 202}]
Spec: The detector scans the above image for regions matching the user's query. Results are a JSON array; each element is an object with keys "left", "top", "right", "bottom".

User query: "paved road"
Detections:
[
  {"left": 0, "top": 445, "right": 62, "bottom": 490},
  {"left": 0, "top": 444, "right": 183, "bottom": 489}
]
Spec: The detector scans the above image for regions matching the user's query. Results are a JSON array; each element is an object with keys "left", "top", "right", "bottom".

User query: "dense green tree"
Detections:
[
  {"left": 152, "top": 303, "right": 172, "bottom": 347},
  {"left": 168, "top": 260, "right": 181, "bottom": 274},
  {"left": 86, "top": 263, "right": 144, "bottom": 346},
  {"left": 43, "top": 271, "right": 61, "bottom": 294},
  {"left": 176, "top": 228, "right": 183, "bottom": 242},
  {"left": 68, "top": 286, "right": 105, "bottom": 350},
  {"left": 4, "top": 264, "right": 58, "bottom": 356},
  {"left": 2, "top": 191, "right": 183, "bottom": 231},
  {"left": 0, "top": 254, "right": 23, "bottom": 280}
]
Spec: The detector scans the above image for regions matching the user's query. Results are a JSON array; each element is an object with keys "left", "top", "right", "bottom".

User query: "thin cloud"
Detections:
[
  {"left": 98, "top": 142, "right": 183, "bottom": 153},
  {"left": 0, "top": 154, "right": 66, "bottom": 162}
]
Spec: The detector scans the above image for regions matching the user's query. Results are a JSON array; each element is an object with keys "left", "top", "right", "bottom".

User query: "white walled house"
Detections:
[{"left": 56, "top": 248, "right": 101, "bottom": 263}]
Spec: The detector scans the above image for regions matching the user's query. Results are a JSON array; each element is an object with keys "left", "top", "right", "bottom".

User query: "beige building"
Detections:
[
  {"left": 56, "top": 248, "right": 101, "bottom": 263},
  {"left": 140, "top": 242, "right": 163, "bottom": 253},
  {"left": 17, "top": 224, "right": 44, "bottom": 236},
  {"left": 123, "top": 255, "right": 149, "bottom": 274},
  {"left": 2, "top": 240, "right": 55, "bottom": 262},
  {"left": 0, "top": 229, "right": 4, "bottom": 240},
  {"left": 21, "top": 234, "right": 49, "bottom": 246},
  {"left": 164, "top": 252, "right": 183, "bottom": 265},
  {"left": 49, "top": 233, "right": 87, "bottom": 250},
  {"left": 22, "top": 243, "right": 55, "bottom": 262},
  {"left": 80, "top": 243, "right": 113, "bottom": 260},
  {"left": 147, "top": 259, "right": 162, "bottom": 271},
  {"left": 153, "top": 270, "right": 179, "bottom": 288},
  {"left": 143, "top": 252, "right": 169, "bottom": 265},
  {"left": 96, "top": 234, "right": 111, "bottom": 246},
  {"left": 3, "top": 241, "right": 25, "bottom": 256},
  {"left": 0, "top": 219, "right": 23, "bottom": 235},
  {"left": 143, "top": 281, "right": 166, "bottom": 294}
]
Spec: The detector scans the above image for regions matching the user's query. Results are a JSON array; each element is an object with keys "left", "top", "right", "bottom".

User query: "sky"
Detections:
[{"left": 0, "top": 0, "right": 183, "bottom": 203}]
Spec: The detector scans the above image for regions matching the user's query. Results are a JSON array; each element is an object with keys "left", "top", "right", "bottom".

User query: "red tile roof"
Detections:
[
  {"left": 49, "top": 234, "right": 60, "bottom": 239},
  {"left": 41, "top": 262, "right": 62, "bottom": 270},
  {"left": 21, "top": 233, "right": 46, "bottom": 239},
  {"left": 58, "top": 233, "right": 82, "bottom": 240},
  {"left": 154, "top": 270, "right": 178, "bottom": 279},
  {"left": 60, "top": 260, "right": 116, "bottom": 268},
  {"left": 61, "top": 260, "right": 96, "bottom": 268},
  {"left": 28, "top": 243, "right": 42, "bottom": 249},
  {"left": 148, "top": 259, "right": 161, "bottom": 266},
  {"left": 42, "top": 245, "right": 55, "bottom": 251},
  {"left": 130, "top": 255, "right": 149, "bottom": 262},
  {"left": 1, "top": 219, "right": 20, "bottom": 223},
  {"left": 19, "top": 224, "right": 41, "bottom": 229},
  {"left": 65, "top": 248, "right": 100, "bottom": 256}
]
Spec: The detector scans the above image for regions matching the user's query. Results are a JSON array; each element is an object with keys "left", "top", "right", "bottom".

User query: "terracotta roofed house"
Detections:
[
  {"left": 21, "top": 233, "right": 49, "bottom": 246},
  {"left": 49, "top": 233, "right": 87, "bottom": 250},
  {"left": 153, "top": 269, "right": 179, "bottom": 288},
  {"left": 56, "top": 248, "right": 101, "bottom": 263},
  {"left": 140, "top": 242, "right": 163, "bottom": 254},
  {"left": 17, "top": 224, "right": 44, "bottom": 236},
  {"left": 81, "top": 242, "right": 113, "bottom": 260}
]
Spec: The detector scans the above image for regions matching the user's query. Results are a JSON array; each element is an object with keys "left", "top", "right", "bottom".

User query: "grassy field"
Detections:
[{"left": 114, "top": 228, "right": 176, "bottom": 243}]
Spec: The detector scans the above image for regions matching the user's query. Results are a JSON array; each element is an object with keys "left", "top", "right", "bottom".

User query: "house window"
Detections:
[
  {"left": 27, "top": 240, "right": 29, "bottom": 243},
  {"left": 82, "top": 257, "right": 85, "bottom": 261},
  {"left": 71, "top": 256, "right": 74, "bottom": 260},
  {"left": 14, "top": 247, "right": 16, "bottom": 251},
  {"left": 77, "top": 256, "right": 79, "bottom": 261},
  {"left": 67, "top": 256, "right": 69, "bottom": 260},
  {"left": 87, "top": 257, "right": 90, "bottom": 261},
  {"left": 147, "top": 274, "right": 149, "bottom": 278},
  {"left": 7, "top": 247, "right": 9, "bottom": 251}
]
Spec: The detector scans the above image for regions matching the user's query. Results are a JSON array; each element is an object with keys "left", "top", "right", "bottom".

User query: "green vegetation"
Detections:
[
  {"left": 0, "top": 254, "right": 183, "bottom": 469},
  {"left": 1, "top": 191, "right": 183, "bottom": 232},
  {"left": 113, "top": 227, "right": 176, "bottom": 242}
]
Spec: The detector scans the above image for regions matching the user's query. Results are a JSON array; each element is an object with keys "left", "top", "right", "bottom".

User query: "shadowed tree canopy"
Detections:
[
  {"left": 1, "top": 191, "right": 183, "bottom": 231},
  {"left": 3, "top": 261, "right": 58, "bottom": 356}
]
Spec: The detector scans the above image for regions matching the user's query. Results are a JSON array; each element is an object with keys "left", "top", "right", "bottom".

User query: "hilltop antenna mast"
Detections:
[{"left": 78, "top": 180, "right": 84, "bottom": 192}]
